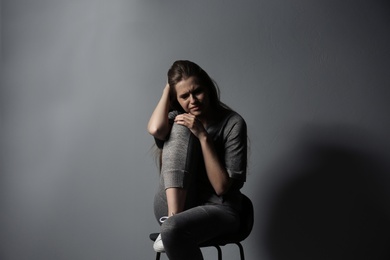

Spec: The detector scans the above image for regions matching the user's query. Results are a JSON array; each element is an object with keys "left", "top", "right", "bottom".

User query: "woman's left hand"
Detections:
[{"left": 174, "top": 113, "right": 207, "bottom": 139}]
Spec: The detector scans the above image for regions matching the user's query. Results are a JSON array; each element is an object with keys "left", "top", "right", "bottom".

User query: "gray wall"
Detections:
[{"left": 2, "top": 1, "right": 390, "bottom": 259}]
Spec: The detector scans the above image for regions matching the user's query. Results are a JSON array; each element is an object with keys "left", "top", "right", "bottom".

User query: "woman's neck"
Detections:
[{"left": 200, "top": 106, "right": 227, "bottom": 128}]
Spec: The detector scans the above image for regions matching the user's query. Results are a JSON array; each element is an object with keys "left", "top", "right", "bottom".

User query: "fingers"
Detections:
[
  {"left": 174, "top": 114, "right": 195, "bottom": 126},
  {"left": 174, "top": 114, "right": 202, "bottom": 130},
  {"left": 174, "top": 114, "right": 207, "bottom": 139},
  {"left": 176, "top": 113, "right": 198, "bottom": 122}
]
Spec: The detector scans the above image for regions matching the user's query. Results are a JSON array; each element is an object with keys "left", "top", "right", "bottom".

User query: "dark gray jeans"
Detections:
[{"left": 153, "top": 123, "right": 240, "bottom": 260}]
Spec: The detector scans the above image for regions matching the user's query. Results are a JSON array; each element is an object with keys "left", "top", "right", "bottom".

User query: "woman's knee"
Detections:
[
  {"left": 171, "top": 123, "right": 191, "bottom": 136},
  {"left": 164, "top": 123, "right": 193, "bottom": 149},
  {"left": 160, "top": 216, "right": 203, "bottom": 259},
  {"left": 160, "top": 217, "right": 186, "bottom": 245}
]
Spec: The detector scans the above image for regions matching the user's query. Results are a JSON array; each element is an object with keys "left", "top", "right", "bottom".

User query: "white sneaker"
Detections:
[
  {"left": 153, "top": 216, "right": 169, "bottom": 252},
  {"left": 153, "top": 233, "right": 165, "bottom": 252}
]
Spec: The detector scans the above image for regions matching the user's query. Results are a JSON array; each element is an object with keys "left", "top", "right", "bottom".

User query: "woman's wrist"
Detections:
[{"left": 198, "top": 131, "right": 210, "bottom": 144}]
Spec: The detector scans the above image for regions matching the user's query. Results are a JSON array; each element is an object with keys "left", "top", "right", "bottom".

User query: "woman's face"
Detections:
[{"left": 175, "top": 76, "right": 210, "bottom": 119}]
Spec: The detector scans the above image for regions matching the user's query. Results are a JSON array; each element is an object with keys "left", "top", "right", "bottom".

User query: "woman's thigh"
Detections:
[{"left": 162, "top": 204, "right": 240, "bottom": 244}]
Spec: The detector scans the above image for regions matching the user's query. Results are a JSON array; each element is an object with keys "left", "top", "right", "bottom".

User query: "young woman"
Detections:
[{"left": 147, "top": 60, "right": 247, "bottom": 260}]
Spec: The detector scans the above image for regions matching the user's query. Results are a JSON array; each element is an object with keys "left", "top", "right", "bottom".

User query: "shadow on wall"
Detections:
[{"left": 260, "top": 126, "right": 390, "bottom": 260}]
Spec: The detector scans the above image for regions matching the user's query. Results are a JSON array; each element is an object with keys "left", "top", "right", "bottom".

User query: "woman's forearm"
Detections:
[
  {"left": 147, "top": 84, "right": 171, "bottom": 140},
  {"left": 198, "top": 133, "right": 232, "bottom": 196}
]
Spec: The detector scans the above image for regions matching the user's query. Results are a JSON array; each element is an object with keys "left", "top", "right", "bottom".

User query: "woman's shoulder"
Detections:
[
  {"left": 210, "top": 109, "right": 246, "bottom": 135},
  {"left": 219, "top": 110, "right": 247, "bottom": 141},
  {"left": 222, "top": 109, "right": 246, "bottom": 126}
]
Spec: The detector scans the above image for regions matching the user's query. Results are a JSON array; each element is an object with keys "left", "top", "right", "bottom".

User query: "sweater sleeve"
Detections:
[{"left": 223, "top": 113, "right": 247, "bottom": 182}]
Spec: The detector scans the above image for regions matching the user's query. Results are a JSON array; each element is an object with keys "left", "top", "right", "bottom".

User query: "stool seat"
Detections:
[{"left": 149, "top": 194, "right": 254, "bottom": 260}]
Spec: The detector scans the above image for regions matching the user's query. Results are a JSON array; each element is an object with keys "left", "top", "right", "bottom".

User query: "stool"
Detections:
[{"left": 149, "top": 194, "right": 254, "bottom": 260}]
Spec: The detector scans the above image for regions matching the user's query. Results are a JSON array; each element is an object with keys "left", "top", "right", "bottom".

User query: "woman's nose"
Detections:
[{"left": 189, "top": 94, "right": 197, "bottom": 103}]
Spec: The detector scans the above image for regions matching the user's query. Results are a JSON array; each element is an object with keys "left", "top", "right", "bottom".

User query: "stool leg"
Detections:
[
  {"left": 235, "top": 243, "right": 245, "bottom": 260},
  {"left": 155, "top": 252, "right": 161, "bottom": 260},
  {"left": 213, "top": 245, "right": 222, "bottom": 260}
]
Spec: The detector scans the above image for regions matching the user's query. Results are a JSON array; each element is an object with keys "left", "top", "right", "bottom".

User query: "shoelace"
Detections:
[
  {"left": 159, "top": 216, "right": 168, "bottom": 224},
  {"left": 159, "top": 211, "right": 175, "bottom": 224}
]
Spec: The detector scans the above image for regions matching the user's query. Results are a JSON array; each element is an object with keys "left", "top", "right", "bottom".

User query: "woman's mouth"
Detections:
[{"left": 190, "top": 106, "right": 200, "bottom": 111}]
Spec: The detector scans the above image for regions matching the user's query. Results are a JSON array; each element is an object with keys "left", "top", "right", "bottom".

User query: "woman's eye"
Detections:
[
  {"left": 193, "top": 89, "right": 203, "bottom": 96},
  {"left": 180, "top": 94, "right": 189, "bottom": 100}
]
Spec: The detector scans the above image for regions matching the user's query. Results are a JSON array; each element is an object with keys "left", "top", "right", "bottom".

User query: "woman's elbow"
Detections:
[
  {"left": 147, "top": 125, "right": 168, "bottom": 140},
  {"left": 215, "top": 187, "right": 228, "bottom": 196},
  {"left": 147, "top": 125, "right": 158, "bottom": 136},
  {"left": 215, "top": 189, "right": 225, "bottom": 197},
  {"left": 214, "top": 179, "right": 233, "bottom": 196}
]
